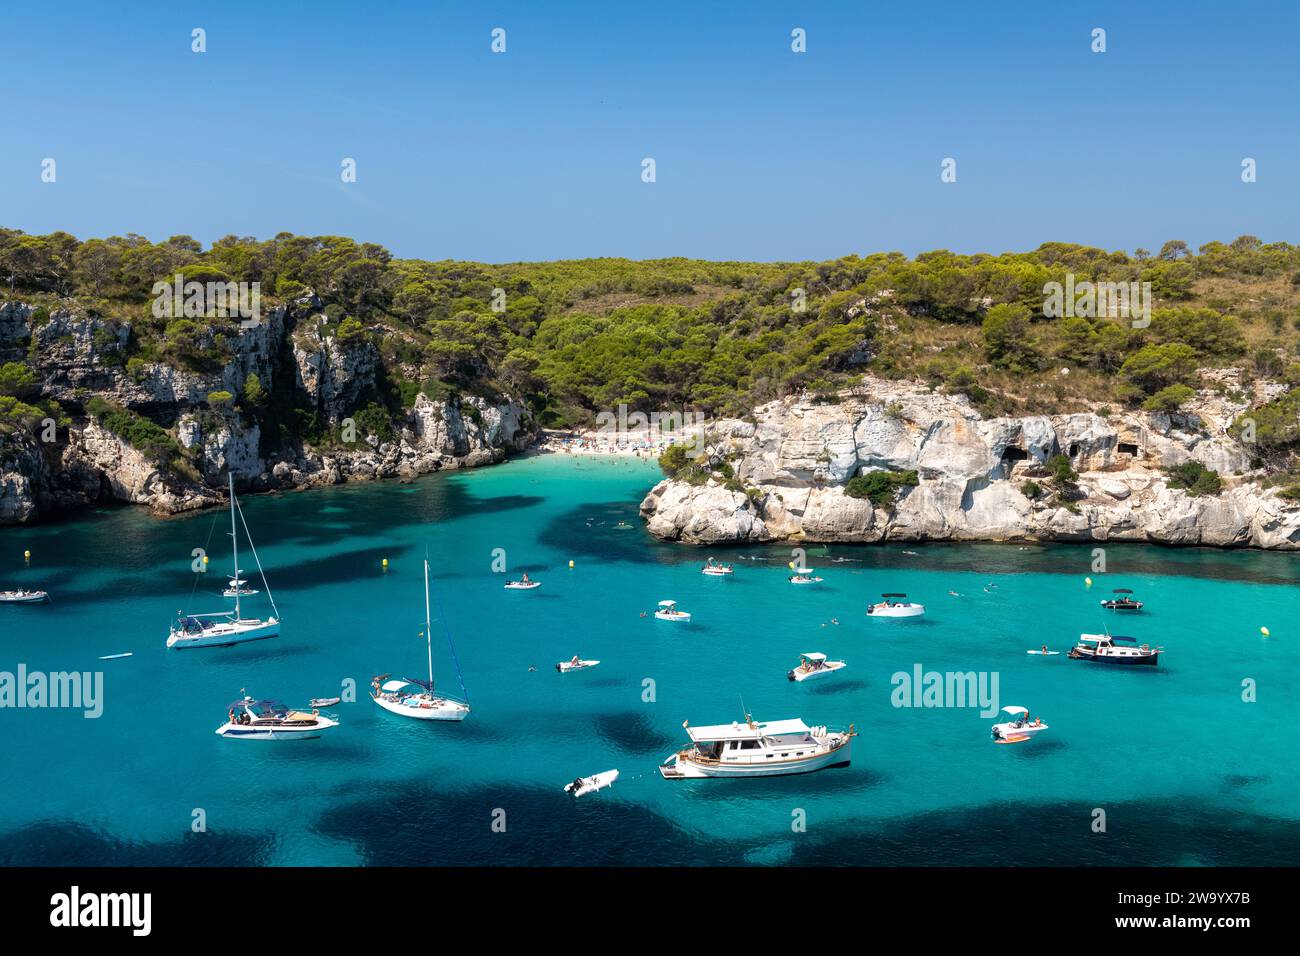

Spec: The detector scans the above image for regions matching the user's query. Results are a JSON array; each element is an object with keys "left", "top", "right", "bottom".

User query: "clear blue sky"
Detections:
[{"left": 2, "top": 0, "right": 1296, "bottom": 263}]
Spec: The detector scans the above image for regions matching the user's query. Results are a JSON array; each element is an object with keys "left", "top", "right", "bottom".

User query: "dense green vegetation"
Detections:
[
  {"left": 844, "top": 469, "right": 919, "bottom": 505},
  {"left": 1165, "top": 461, "right": 1224, "bottom": 497},
  {"left": 84, "top": 396, "right": 183, "bottom": 467},
  {"left": 4, "top": 228, "right": 1300, "bottom": 453}
]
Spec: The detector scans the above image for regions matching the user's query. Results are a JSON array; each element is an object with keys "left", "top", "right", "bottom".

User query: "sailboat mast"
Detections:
[
  {"left": 229, "top": 473, "right": 240, "bottom": 620},
  {"left": 424, "top": 559, "right": 434, "bottom": 689}
]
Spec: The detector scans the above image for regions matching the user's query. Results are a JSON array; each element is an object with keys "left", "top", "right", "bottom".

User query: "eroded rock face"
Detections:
[
  {"left": 640, "top": 376, "right": 1300, "bottom": 550},
  {"left": 0, "top": 295, "right": 537, "bottom": 524}
]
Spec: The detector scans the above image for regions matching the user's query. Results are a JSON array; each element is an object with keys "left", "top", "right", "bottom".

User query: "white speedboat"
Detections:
[
  {"left": 1068, "top": 633, "right": 1161, "bottom": 666},
  {"left": 654, "top": 599, "right": 691, "bottom": 622},
  {"left": 787, "top": 652, "right": 846, "bottom": 682},
  {"left": 504, "top": 576, "right": 540, "bottom": 590},
  {"left": 215, "top": 696, "right": 338, "bottom": 740},
  {"left": 168, "top": 475, "right": 279, "bottom": 649},
  {"left": 556, "top": 657, "right": 599, "bottom": 673},
  {"left": 990, "top": 705, "right": 1048, "bottom": 743},
  {"left": 866, "top": 593, "right": 924, "bottom": 618},
  {"left": 0, "top": 589, "right": 49, "bottom": 604},
  {"left": 564, "top": 769, "right": 619, "bottom": 798},
  {"left": 371, "top": 559, "right": 471, "bottom": 721},
  {"left": 701, "top": 559, "right": 733, "bottom": 576},
  {"left": 222, "top": 571, "right": 259, "bottom": 598},
  {"left": 789, "top": 572, "right": 824, "bottom": 585},
  {"left": 659, "top": 715, "right": 855, "bottom": 778}
]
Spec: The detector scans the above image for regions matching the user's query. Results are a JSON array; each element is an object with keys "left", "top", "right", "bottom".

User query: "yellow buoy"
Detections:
[
  {"left": 1084, "top": 577, "right": 1092, "bottom": 588},
  {"left": 203, "top": 555, "right": 209, "bottom": 564},
  {"left": 24, "top": 550, "right": 31, "bottom": 562},
  {"left": 1261, "top": 626, "right": 1270, "bottom": 637},
  {"left": 382, "top": 558, "right": 389, "bottom": 570},
  {"left": 568, "top": 559, "right": 575, "bottom": 568}
]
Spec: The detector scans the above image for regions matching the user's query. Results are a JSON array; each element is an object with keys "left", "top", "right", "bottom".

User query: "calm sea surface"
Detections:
[{"left": 1, "top": 453, "right": 1297, "bottom": 866}]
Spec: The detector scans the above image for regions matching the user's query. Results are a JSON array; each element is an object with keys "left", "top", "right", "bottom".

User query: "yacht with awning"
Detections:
[{"left": 659, "top": 714, "right": 854, "bottom": 778}]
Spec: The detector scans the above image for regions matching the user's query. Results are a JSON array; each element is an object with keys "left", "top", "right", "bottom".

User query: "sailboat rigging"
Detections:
[
  {"left": 371, "top": 559, "right": 470, "bottom": 721},
  {"left": 166, "top": 474, "right": 280, "bottom": 649}
]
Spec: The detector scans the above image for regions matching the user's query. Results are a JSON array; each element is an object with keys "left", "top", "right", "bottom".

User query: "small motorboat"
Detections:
[
  {"left": 222, "top": 571, "right": 259, "bottom": 598},
  {"left": 788, "top": 571, "right": 824, "bottom": 585},
  {"left": 787, "top": 652, "right": 847, "bottom": 682},
  {"left": 1100, "top": 588, "right": 1143, "bottom": 611},
  {"left": 1068, "top": 633, "right": 1161, "bottom": 666},
  {"left": 990, "top": 705, "right": 1048, "bottom": 743},
  {"left": 215, "top": 696, "right": 339, "bottom": 740},
  {"left": 0, "top": 589, "right": 49, "bottom": 604},
  {"left": 701, "top": 559, "right": 734, "bottom": 576},
  {"left": 556, "top": 657, "right": 600, "bottom": 673},
  {"left": 504, "top": 575, "right": 541, "bottom": 590},
  {"left": 659, "top": 714, "right": 855, "bottom": 778},
  {"left": 564, "top": 769, "right": 619, "bottom": 798},
  {"left": 310, "top": 696, "right": 342, "bottom": 708},
  {"left": 654, "top": 599, "right": 691, "bottom": 622},
  {"left": 866, "top": 593, "right": 924, "bottom": 618}
]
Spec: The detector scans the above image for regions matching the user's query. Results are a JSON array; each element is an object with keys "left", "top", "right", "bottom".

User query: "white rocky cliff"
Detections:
[{"left": 640, "top": 376, "right": 1300, "bottom": 550}]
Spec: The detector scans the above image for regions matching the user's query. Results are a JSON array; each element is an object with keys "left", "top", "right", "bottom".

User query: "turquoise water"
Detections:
[{"left": 1, "top": 453, "right": 1298, "bottom": 866}]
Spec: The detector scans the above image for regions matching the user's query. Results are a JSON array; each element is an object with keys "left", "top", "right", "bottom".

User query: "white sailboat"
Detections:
[
  {"left": 167, "top": 474, "right": 280, "bottom": 649},
  {"left": 371, "top": 560, "right": 470, "bottom": 721}
]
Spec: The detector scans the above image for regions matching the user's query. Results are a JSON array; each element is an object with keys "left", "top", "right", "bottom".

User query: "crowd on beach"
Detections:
[{"left": 534, "top": 429, "right": 677, "bottom": 459}]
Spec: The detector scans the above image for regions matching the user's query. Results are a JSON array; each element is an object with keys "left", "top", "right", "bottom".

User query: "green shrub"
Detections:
[
  {"left": 86, "top": 399, "right": 182, "bottom": 464},
  {"left": 1165, "top": 460, "right": 1223, "bottom": 496},
  {"left": 1142, "top": 383, "right": 1196, "bottom": 414},
  {"left": 1020, "top": 480, "right": 1041, "bottom": 499},
  {"left": 844, "top": 469, "right": 919, "bottom": 505},
  {"left": 1046, "top": 454, "right": 1078, "bottom": 484}
]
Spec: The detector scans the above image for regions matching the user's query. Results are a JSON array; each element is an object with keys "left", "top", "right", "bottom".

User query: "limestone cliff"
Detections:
[{"left": 639, "top": 375, "right": 1300, "bottom": 550}]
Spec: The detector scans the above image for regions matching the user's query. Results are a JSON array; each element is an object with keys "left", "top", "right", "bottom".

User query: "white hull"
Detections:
[
  {"left": 661, "top": 736, "right": 852, "bottom": 778},
  {"left": 372, "top": 692, "right": 469, "bottom": 721},
  {"left": 556, "top": 659, "right": 599, "bottom": 673},
  {"left": 504, "top": 582, "right": 541, "bottom": 590},
  {"left": 167, "top": 619, "right": 279, "bottom": 649},
  {"left": 655, "top": 611, "right": 691, "bottom": 622},
  {"left": 788, "top": 661, "right": 847, "bottom": 682},
  {"left": 992, "top": 721, "right": 1048, "bottom": 740},
  {"left": 789, "top": 577, "right": 823, "bottom": 585},
  {"left": 867, "top": 604, "right": 924, "bottom": 618},
  {"left": 701, "top": 568, "right": 732, "bottom": 576},
  {"left": 565, "top": 770, "right": 619, "bottom": 797},
  {"left": 0, "top": 592, "right": 48, "bottom": 604},
  {"left": 215, "top": 714, "right": 337, "bottom": 740}
]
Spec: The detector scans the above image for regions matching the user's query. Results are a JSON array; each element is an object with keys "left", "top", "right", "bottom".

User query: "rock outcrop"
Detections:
[
  {"left": 640, "top": 376, "right": 1300, "bottom": 550},
  {"left": 0, "top": 297, "right": 536, "bottom": 524}
]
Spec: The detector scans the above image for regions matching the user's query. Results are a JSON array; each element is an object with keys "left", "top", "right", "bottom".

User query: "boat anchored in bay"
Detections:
[
  {"left": 371, "top": 559, "right": 471, "bottom": 721},
  {"left": 787, "top": 652, "right": 846, "bottom": 682},
  {"left": 168, "top": 475, "right": 279, "bottom": 649},
  {"left": 866, "top": 593, "right": 924, "bottom": 618},
  {"left": 1068, "top": 632, "right": 1162, "bottom": 666},
  {"left": 659, "top": 714, "right": 854, "bottom": 778},
  {"left": 215, "top": 696, "right": 338, "bottom": 741}
]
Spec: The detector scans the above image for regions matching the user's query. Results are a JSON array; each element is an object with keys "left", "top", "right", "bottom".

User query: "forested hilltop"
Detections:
[{"left": 3, "top": 228, "right": 1300, "bottom": 524}]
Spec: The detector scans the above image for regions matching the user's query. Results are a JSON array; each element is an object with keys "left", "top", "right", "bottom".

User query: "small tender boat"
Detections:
[
  {"left": 1068, "top": 633, "right": 1161, "bottom": 666},
  {"left": 659, "top": 715, "right": 855, "bottom": 779},
  {"left": 654, "top": 599, "right": 691, "bottom": 622},
  {"left": 1100, "top": 588, "right": 1143, "bottom": 611},
  {"left": 701, "top": 558, "right": 734, "bottom": 576},
  {"left": 866, "top": 593, "right": 925, "bottom": 618},
  {"left": 310, "top": 696, "right": 342, "bottom": 708},
  {"left": 787, "top": 652, "right": 847, "bottom": 682},
  {"left": 556, "top": 657, "right": 600, "bottom": 673},
  {"left": 215, "top": 696, "right": 338, "bottom": 741},
  {"left": 990, "top": 705, "right": 1048, "bottom": 743},
  {"left": 564, "top": 769, "right": 619, "bottom": 798},
  {"left": 788, "top": 572, "right": 824, "bottom": 585},
  {"left": 222, "top": 571, "right": 259, "bottom": 598},
  {"left": 504, "top": 575, "right": 541, "bottom": 590},
  {"left": 0, "top": 589, "right": 49, "bottom": 604}
]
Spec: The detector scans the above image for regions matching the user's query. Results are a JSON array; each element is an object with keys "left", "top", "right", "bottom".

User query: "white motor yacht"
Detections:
[
  {"left": 0, "top": 589, "right": 49, "bottom": 604},
  {"left": 1068, "top": 633, "right": 1161, "bottom": 666},
  {"left": 215, "top": 696, "right": 338, "bottom": 741},
  {"left": 866, "top": 593, "right": 924, "bottom": 618},
  {"left": 659, "top": 715, "right": 854, "bottom": 778}
]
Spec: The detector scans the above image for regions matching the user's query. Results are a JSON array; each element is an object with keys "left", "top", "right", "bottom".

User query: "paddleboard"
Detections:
[
  {"left": 1026, "top": 650, "right": 1060, "bottom": 656},
  {"left": 99, "top": 652, "right": 133, "bottom": 660}
]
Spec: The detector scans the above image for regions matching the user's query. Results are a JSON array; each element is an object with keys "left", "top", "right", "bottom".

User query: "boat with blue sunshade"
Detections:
[
  {"left": 1068, "top": 632, "right": 1162, "bottom": 666},
  {"left": 215, "top": 696, "right": 338, "bottom": 741}
]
